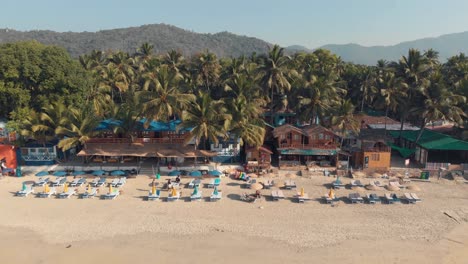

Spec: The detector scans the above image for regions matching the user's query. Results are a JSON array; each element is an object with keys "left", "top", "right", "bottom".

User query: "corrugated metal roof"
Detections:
[{"left": 389, "top": 130, "right": 468, "bottom": 151}]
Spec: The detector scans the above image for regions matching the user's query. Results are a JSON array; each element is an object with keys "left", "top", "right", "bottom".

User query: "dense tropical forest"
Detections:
[{"left": 0, "top": 41, "right": 467, "bottom": 151}]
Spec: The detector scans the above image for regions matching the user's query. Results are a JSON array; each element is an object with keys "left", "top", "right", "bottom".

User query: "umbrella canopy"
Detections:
[
  {"left": 44, "top": 184, "right": 50, "bottom": 193},
  {"left": 87, "top": 184, "right": 91, "bottom": 193},
  {"left": 213, "top": 186, "right": 219, "bottom": 195},
  {"left": 208, "top": 170, "right": 222, "bottom": 176},
  {"left": 22, "top": 183, "right": 27, "bottom": 191},
  {"left": 35, "top": 171, "right": 49, "bottom": 177},
  {"left": 189, "top": 171, "right": 202, "bottom": 177},
  {"left": 274, "top": 182, "right": 285, "bottom": 188},
  {"left": 192, "top": 186, "right": 199, "bottom": 195},
  {"left": 168, "top": 170, "right": 181, "bottom": 177},
  {"left": 285, "top": 173, "right": 296, "bottom": 179},
  {"left": 109, "top": 184, "right": 113, "bottom": 193},
  {"left": 386, "top": 185, "right": 400, "bottom": 191},
  {"left": 251, "top": 183, "right": 263, "bottom": 190},
  {"left": 53, "top": 171, "right": 67, "bottom": 177},
  {"left": 156, "top": 173, "right": 161, "bottom": 179},
  {"left": 371, "top": 172, "right": 382, "bottom": 178},
  {"left": 406, "top": 185, "right": 421, "bottom": 191},
  {"left": 110, "top": 170, "right": 126, "bottom": 176},
  {"left": 63, "top": 183, "right": 69, "bottom": 193},
  {"left": 334, "top": 176, "right": 342, "bottom": 184},
  {"left": 92, "top": 170, "right": 106, "bottom": 176},
  {"left": 73, "top": 171, "right": 86, "bottom": 176},
  {"left": 328, "top": 188, "right": 335, "bottom": 199},
  {"left": 300, "top": 187, "right": 305, "bottom": 197},
  {"left": 151, "top": 182, "right": 156, "bottom": 195},
  {"left": 171, "top": 187, "right": 177, "bottom": 196}
]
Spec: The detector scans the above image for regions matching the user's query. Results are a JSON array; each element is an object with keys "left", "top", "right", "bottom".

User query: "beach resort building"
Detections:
[
  {"left": 210, "top": 133, "right": 241, "bottom": 164},
  {"left": 245, "top": 145, "right": 273, "bottom": 172}
]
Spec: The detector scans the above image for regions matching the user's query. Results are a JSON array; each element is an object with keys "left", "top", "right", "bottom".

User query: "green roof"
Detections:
[
  {"left": 389, "top": 129, "right": 468, "bottom": 151},
  {"left": 387, "top": 142, "right": 416, "bottom": 158}
]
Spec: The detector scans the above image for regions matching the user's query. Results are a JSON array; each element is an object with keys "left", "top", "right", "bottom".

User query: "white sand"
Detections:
[{"left": 0, "top": 174, "right": 467, "bottom": 263}]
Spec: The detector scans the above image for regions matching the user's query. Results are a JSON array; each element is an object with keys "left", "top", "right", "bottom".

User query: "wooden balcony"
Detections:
[
  {"left": 86, "top": 137, "right": 186, "bottom": 144},
  {"left": 279, "top": 143, "right": 338, "bottom": 149},
  {"left": 363, "top": 146, "right": 391, "bottom": 152}
]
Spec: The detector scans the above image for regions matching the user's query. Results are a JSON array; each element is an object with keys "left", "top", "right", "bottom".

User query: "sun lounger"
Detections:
[
  {"left": 147, "top": 190, "right": 160, "bottom": 201},
  {"left": 116, "top": 177, "right": 126, "bottom": 187},
  {"left": 208, "top": 178, "right": 221, "bottom": 188},
  {"left": 110, "top": 178, "right": 120, "bottom": 187},
  {"left": 349, "top": 193, "right": 364, "bottom": 203},
  {"left": 271, "top": 190, "right": 285, "bottom": 201},
  {"left": 351, "top": 180, "right": 364, "bottom": 187},
  {"left": 69, "top": 177, "right": 86, "bottom": 187},
  {"left": 244, "top": 179, "right": 257, "bottom": 188},
  {"left": 391, "top": 193, "right": 401, "bottom": 203},
  {"left": 51, "top": 178, "right": 67, "bottom": 187},
  {"left": 102, "top": 189, "right": 120, "bottom": 200},
  {"left": 92, "top": 177, "right": 106, "bottom": 187},
  {"left": 389, "top": 181, "right": 404, "bottom": 189},
  {"left": 190, "top": 190, "right": 203, "bottom": 201},
  {"left": 57, "top": 189, "right": 76, "bottom": 199},
  {"left": 404, "top": 193, "right": 416, "bottom": 204},
  {"left": 384, "top": 193, "right": 394, "bottom": 204},
  {"left": 16, "top": 186, "right": 34, "bottom": 197},
  {"left": 367, "top": 193, "right": 380, "bottom": 204},
  {"left": 210, "top": 191, "right": 222, "bottom": 201},
  {"left": 188, "top": 179, "right": 201, "bottom": 188},
  {"left": 284, "top": 180, "right": 296, "bottom": 189},
  {"left": 296, "top": 192, "right": 311, "bottom": 203},
  {"left": 37, "top": 187, "right": 56, "bottom": 198},
  {"left": 167, "top": 190, "right": 180, "bottom": 202},
  {"left": 80, "top": 188, "right": 98, "bottom": 199},
  {"left": 324, "top": 195, "right": 339, "bottom": 204},
  {"left": 371, "top": 180, "right": 382, "bottom": 187},
  {"left": 332, "top": 179, "right": 345, "bottom": 189},
  {"left": 410, "top": 193, "right": 421, "bottom": 202},
  {"left": 262, "top": 179, "right": 273, "bottom": 189},
  {"left": 34, "top": 177, "right": 50, "bottom": 187}
]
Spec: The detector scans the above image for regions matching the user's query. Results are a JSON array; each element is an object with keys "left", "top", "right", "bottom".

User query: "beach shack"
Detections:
[
  {"left": 245, "top": 146, "right": 272, "bottom": 172},
  {"left": 210, "top": 134, "right": 241, "bottom": 164},
  {"left": 273, "top": 124, "right": 339, "bottom": 167},
  {"left": 0, "top": 144, "right": 17, "bottom": 175},
  {"left": 352, "top": 140, "right": 391, "bottom": 171}
]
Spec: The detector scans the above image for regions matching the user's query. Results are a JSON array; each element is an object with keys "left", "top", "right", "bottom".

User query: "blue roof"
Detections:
[
  {"left": 95, "top": 119, "right": 122, "bottom": 131},
  {"left": 96, "top": 118, "right": 191, "bottom": 132}
]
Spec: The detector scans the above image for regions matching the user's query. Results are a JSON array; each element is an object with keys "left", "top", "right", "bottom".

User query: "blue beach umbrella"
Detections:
[
  {"left": 192, "top": 185, "right": 199, "bottom": 195},
  {"left": 189, "top": 170, "right": 202, "bottom": 177},
  {"left": 35, "top": 171, "right": 49, "bottom": 177},
  {"left": 208, "top": 170, "right": 222, "bottom": 176},
  {"left": 156, "top": 173, "right": 161, "bottom": 179},
  {"left": 72, "top": 171, "right": 86, "bottom": 176},
  {"left": 22, "top": 183, "right": 27, "bottom": 191},
  {"left": 213, "top": 186, "right": 219, "bottom": 196},
  {"left": 92, "top": 170, "right": 106, "bottom": 176},
  {"left": 53, "top": 171, "right": 67, "bottom": 177},
  {"left": 168, "top": 170, "right": 181, "bottom": 177},
  {"left": 110, "top": 170, "right": 126, "bottom": 176}
]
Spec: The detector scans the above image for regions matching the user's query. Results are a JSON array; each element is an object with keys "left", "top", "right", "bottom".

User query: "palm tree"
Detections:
[
  {"left": 258, "top": 45, "right": 292, "bottom": 117},
  {"left": 141, "top": 65, "right": 195, "bottom": 121},
  {"left": 56, "top": 107, "right": 100, "bottom": 151},
  {"left": 179, "top": 92, "right": 230, "bottom": 149},
  {"left": 331, "top": 99, "right": 360, "bottom": 147},
  {"left": 377, "top": 71, "right": 406, "bottom": 135},
  {"left": 190, "top": 50, "right": 221, "bottom": 92},
  {"left": 163, "top": 49, "right": 186, "bottom": 77}
]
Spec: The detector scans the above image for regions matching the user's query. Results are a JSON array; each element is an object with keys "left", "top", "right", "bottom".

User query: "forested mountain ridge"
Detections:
[{"left": 0, "top": 24, "right": 271, "bottom": 57}]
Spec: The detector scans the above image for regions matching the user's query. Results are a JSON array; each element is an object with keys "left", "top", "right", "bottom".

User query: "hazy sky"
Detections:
[{"left": 3, "top": 0, "right": 468, "bottom": 48}]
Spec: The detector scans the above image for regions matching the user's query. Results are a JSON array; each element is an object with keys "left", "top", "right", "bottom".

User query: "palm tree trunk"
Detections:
[
  {"left": 398, "top": 114, "right": 406, "bottom": 145},
  {"left": 414, "top": 118, "right": 427, "bottom": 145},
  {"left": 384, "top": 106, "right": 389, "bottom": 137}
]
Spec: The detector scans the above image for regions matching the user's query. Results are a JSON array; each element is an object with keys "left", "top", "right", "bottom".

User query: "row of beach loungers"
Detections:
[
  {"left": 15, "top": 186, "right": 119, "bottom": 199},
  {"left": 32, "top": 177, "right": 127, "bottom": 188},
  {"left": 333, "top": 179, "right": 406, "bottom": 189},
  {"left": 324, "top": 192, "right": 422, "bottom": 204},
  {"left": 147, "top": 189, "right": 222, "bottom": 202}
]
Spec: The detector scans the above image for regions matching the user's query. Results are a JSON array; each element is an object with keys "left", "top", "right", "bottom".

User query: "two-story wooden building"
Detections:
[{"left": 272, "top": 124, "right": 340, "bottom": 167}]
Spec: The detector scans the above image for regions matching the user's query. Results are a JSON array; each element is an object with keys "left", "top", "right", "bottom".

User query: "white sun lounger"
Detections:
[
  {"left": 102, "top": 189, "right": 119, "bottom": 200},
  {"left": 271, "top": 190, "right": 285, "bottom": 201},
  {"left": 210, "top": 191, "right": 222, "bottom": 201},
  {"left": 284, "top": 180, "right": 296, "bottom": 189},
  {"left": 51, "top": 178, "right": 67, "bottom": 187},
  {"left": 147, "top": 190, "right": 160, "bottom": 201},
  {"left": 37, "top": 187, "right": 56, "bottom": 198},
  {"left": 367, "top": 193, "right": 380, "bottom": 204},
  {"left": 190, "top": 191, "right": 203, "bottom": 201},
  {"left": 69, "top": 177, "right": 86, "bottom": 187},
  {"left": 16, "top": 186, "right": 34, "bottom": 197},
  {"left": 324, "top": 195, "right": 339, "bottom": 204},
  {"left": 208, "top": 178, "right": 221, "bottom": 188},
  {"left": 167, "top": 191, "right": 181, "bottom": 202},
  {"left": 34, "top": 177, "right": 50, "bottom": 187},
  {"left": 351, "top": 180, "right": 364, "bottom": 187},
  {"left": 110, "top": 178, "right": 120, "bottom": 187},
  {"left": 116, "top": 177, "right": 126, "bottom": 187},
  {"left": 57, "top": 189, "right": 76, "bottom": 199},
  {"left": 389, "top": 181, "right": 404, "bottom": 189},
  {"left": 93, "top": 177, "right": 106, "bottom": 187},
  {"left": 188, "top": 179, "right": 201, "bottom": 188},
  {"left": 262, "top": 179, "right": 273, "bottom": 189},
  {"left": 410, "top": 193, "right": 421, "bottom": 202},
  {"left": 349, "top": 193, "right": 364, "bottom": 203},
  {"left": 296, "top": 193, "right": 310, "bottom": 203},
  {"left": 80, "top": 188, "right": 98, "bottom": 198}
]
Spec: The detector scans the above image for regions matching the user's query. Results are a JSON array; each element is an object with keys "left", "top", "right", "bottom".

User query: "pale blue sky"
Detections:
[{"left": 3, "top": 0, "right": 468, "bottom": 48}]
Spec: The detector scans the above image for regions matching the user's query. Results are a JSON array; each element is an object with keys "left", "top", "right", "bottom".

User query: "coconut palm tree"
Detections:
[
  {"left": 179, "top": 92, "right": 230, "bottom": 149},
  {"left": 331, "top": 99, "right": 360, "bottom": 147},
  {"left": 56, "top": 107, "right": 100, "bottom": 151},
  {"left": 190, "top": 50, "right": 221, "bottom": 92}
]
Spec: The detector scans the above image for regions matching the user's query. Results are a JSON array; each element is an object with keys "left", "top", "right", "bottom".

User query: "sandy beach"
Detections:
[{"left": 0, "top": 174, "right": 467, "bottom": 264}]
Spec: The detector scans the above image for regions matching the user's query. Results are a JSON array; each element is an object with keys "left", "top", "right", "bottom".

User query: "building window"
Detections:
[
  {"left": 371, "top": 153, "right": 380, "bottom": 161},
  {"left": 319, "top": 133, "right": 324, "bottom": 140},
  {"left": 294, "top": 134, "right": 299, "bottom": 140},
  {"left": 246, "top": 152, "right": 252, "bottom": 159}
]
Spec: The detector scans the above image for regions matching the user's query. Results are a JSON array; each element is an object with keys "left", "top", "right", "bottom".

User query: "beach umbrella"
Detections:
[
  {"left": 168, "top": 170, "right": 181, "bottom": 177},
  {"left": 171, "top": 187, "right": 177, "bottom": 196},
  {"left": 63, "top": 183, "right": 68, "bottom": 193},
  {"left": 22, "top": 183, "right": 27, "bottom": 191},
  {"left": 53, "top": 171, "right": 67, "bottom": 177},
  {"left": 250, "top": 183, "right": 263, "bottom": 190},
  {"left": 300, "top": 187, "right": 305, "bottom": 197},
  {"left": 44, "top": 184, "right": 50, "bottom": 193},
  {"left": 87, "top": 184, "right": 91, "bottom": 193},
  {"left": 371, "top": 172, "right": 382, "bottom": 178},
  {"left": 35, "top": 171, "right": 48, "bottom": 177},
  {"left": 213, "top": 186, "right": 219, "bottom": 196},
  {"left": 386, "top": 185, "right": 399, "bottom": 191},
  {"left": 110, "top": 170, "right": 126, "bottom": 176},
  {"left": 274, "top": 182, "right": 285, "bottom": 188},
  {"left": 92, "top": 170, "right": 106, "bottom": 176},
  {"left": 189, "top": 171, "right": 202, "bottom": 177},
  {"left": 73, "top": 171, "right": 86, "bottom": 176},
  {"left": 156, "top": 173, "right": 161, "bottom": 179},
  {"left": 334, "top": 176, "right": 342, "bottom": 184},
  {"left": 328, "top": 188, "right": 335, "bottom": 199},
  {"left": 353, "top": 172, "right": 366, "bottom": 178},
  {"left": 365, "top": 184, "right": 382, "bottom": 191},
  {"left": 406, "top": 185, "right": 421, "bottom": 191},
  {"left": 151, "top": 182, "right": 156, "bottom": 195},
  {"left": 109, "top": 184, "right": 113, "bottom": 194},
  {"left": 208, "top": 170, "right": 222, "bottom": 176},
  {"left": 192, "top": 186, "right": 199, "bottom": 196},
  {"left": 285, "top": 173, "right": 296, "bottom": 179}
]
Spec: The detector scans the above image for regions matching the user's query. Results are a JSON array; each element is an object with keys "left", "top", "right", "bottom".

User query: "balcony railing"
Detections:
[
  {"left": 363, "top": 147, "right": 391, "bottom": 152},
  {"left": 86, "top": 137, "right": 186, "bottom": 144},
  {"left": 279, "top": 143, "right": 338, "bottom": 149}
]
